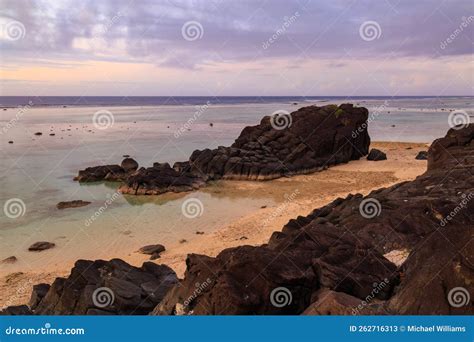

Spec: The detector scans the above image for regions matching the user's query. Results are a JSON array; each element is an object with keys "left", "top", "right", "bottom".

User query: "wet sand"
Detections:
[{"left": 0, "top": 141, "right": 429, "bottom": 308}]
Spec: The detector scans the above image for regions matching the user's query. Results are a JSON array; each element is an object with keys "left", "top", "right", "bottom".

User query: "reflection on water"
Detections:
[{"left": 0, "top": 97, "right": 472, "bottom": 273}]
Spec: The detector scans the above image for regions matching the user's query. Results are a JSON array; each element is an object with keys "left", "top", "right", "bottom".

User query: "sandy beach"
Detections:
[{"left": 0, "top": 141, "right": 429, "bottom": 309}]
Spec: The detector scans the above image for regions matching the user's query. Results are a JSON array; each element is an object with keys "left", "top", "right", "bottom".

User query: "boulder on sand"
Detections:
[
  {"left": 28, "top": 241, "right": 55, "bottom": 251},
  {"left": 367, "top": 148, "right": 387, "bottom": 161}
]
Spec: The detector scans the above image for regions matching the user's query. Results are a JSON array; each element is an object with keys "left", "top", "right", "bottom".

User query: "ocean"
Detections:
[{"left": 0, "top": 96, "right": 472, "bottom": 273}]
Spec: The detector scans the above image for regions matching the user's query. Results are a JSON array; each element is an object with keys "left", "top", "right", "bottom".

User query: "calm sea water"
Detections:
[{"left": 0, "top": 96, "right": 472, "bottom": 273}]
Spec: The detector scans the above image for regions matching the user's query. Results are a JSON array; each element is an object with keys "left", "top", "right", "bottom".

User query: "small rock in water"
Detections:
[
  {"left": 367, "top": 149, "right": 387, "bottom": 161},
  {"left": 8, "top": 141, "right": 13, "bottom": 144},
  {"left": 28, "top": 241, "right": 55, "bottom": 251},
  {"left": 195, "top": 231, "right": 205, "bottom": 235},
  {"left": 56, "top": 200, "right": 91, "bottom": 210},
  {"left": 415, "top": 151, "right": 428, "bottom": 160},
  {"left": 49, "top": 133, "right": 55, "bottom": 136},
  {"left": 209, "top": 123, "right": 214, "bottom": 127},
  {"left": 34, "top": 132, "right": 42, "bottom": 136},
  {"left": 123, "top": 155, "right": 130, "bottom": 158},
  {"left": 1, "top": 256, "right": 17, "bottom": 264}
]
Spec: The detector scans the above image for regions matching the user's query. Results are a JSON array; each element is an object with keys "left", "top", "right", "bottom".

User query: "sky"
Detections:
[{"left": 0, "top": 0, "right": 473, "bottom": 96}]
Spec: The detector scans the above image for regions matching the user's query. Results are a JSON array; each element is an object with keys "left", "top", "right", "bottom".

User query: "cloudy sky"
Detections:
[{"left": 0, "top": 0, "right": 473, "bottom": 96}]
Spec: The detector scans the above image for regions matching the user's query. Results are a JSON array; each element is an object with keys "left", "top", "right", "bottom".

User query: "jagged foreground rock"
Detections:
[
  {"left": 1, "top": 259, "right": 178, "bottom": 315},
  {"left": 152, "top": 125, "right": 474, "bottom": 315},
  {"left": 75, "top": 104, "right": 370, "bottom": 195}
]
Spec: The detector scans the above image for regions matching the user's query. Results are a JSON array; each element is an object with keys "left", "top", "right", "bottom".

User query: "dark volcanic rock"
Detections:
[
  {"left": 74, "top": 165, "right": 126, "bottom": 182},
  {"left": 138, "top": 244, "right": 166, "bottom": 255},
  {"left": 415, "top": 151, "right": 428, "bottom": 160},
  {"left": 367, "top": 148, "right": 387, "bottom": 161},
  {"left": 0, "top": 305, "right": 32, "bottom": 315},
  {"left": 28, "top": 241, "right": 55, "bottom": 252},
  {"left": 29, "top": 283, "right": 51, "bottom": 310},
  {"left": 121, "top": 158, "right": 139, "bottom": 172},
  {"left": 76, "top": 104, "right": 370, "bottom": 195},
  {"left": 187, "top": 104, "right": 370, "bottom": 181},
  {"left": 152, "top": 125, "right": 474, "bottom": 315},
  {"left": 57, "top": 200, "right": 91, "bottom": 209},
  {"left": 29, "top": 259, "right": 178, "bottom": 315},
  {"left": 138, "top": 244, "right": 165, "bottom": 260},
  {"left": 119, "top": 163, "right": 206, "bottom": 195}
]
